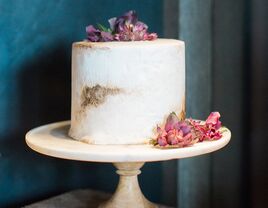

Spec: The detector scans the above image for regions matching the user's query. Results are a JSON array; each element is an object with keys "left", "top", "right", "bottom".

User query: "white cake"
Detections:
[{"left": 69, "top": 39, "right": 185, "bottom": 144}]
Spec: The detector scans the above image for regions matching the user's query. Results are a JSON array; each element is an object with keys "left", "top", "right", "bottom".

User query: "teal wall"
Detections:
[{"left": 0, "top": 1, "right": 165, "bottom": 207}]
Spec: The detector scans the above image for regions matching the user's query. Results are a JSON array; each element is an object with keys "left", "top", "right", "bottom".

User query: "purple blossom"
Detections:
[
  {"left": 85, "top": 10, "right": 158, "bottom": 42},
  {"left": 112, "top": 10, "right": 138, "bottom": 33},
  {"left": 100, "top": 31, "right": 114, "bottom": 42},
  {"left": 112, "top": 11, "right": 157, "bottom": 41},
  {"left": 86, "top": 25, "right": 114, "bottom": 42},
  {"left": 86, "top": 25, "right": 101, "bottom": 42}
]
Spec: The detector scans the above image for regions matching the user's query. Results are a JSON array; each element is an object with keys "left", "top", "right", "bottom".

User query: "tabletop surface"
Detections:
[
  {"left": 25, "top": 121, "right": 231, "bottom": 163},
  {"left": 23, "top": 189, "right": 173, "bottom": 208}
]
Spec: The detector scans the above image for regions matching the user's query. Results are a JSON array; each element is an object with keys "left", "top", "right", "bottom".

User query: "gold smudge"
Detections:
[
  {"left": 73, "top": 42, "right": 110, "bottom": 50},
  {"left": 81, "top": 84, "right": 122, "bottom": 109},
  {"left": 179, "top": 94, "right": 186, "bottom": 120}
]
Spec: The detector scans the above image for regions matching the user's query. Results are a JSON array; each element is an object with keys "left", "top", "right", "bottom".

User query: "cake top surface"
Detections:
[{"left": 73, "top": 38, "right": 184, "bottom": 48}]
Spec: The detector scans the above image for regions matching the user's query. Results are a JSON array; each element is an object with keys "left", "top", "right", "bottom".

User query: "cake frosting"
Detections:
[{"left": 69, "top": 39, "right": 185, "bottom": 144}]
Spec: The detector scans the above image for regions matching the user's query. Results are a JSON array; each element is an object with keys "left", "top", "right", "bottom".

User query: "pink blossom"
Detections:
[
  {"left": 166, "top": 128, "right": 193, "bottom": 146},
  {"left": 144, "top": 33, "right": 158, "bottom": 41},
  {"left": 165, "top": 112, "right": 179, "bottom": 132},
  {"left": 153, "top": 112, "right": 223, "bottom": 148},
  {"left": 156, "top": 113, "right": 194, "bottom": 147},
  {"left": 206, "top": 112, "right": 222, "bottom": 130},
  {"left": 188, "top": 112, "right": 222, "bottom": 141},
  {"left": 156, "top": 126, "right": 168, "bottom": 146}
]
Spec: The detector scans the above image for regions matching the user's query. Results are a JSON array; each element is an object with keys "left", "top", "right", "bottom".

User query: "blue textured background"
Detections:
[{"left": 0, "top": 1, "right": 164, "bottom": 207}]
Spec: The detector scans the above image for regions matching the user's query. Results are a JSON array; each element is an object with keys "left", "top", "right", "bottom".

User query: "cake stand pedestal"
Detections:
[{"left": 25, "top": 121, "right": 231, "bottom": 208}]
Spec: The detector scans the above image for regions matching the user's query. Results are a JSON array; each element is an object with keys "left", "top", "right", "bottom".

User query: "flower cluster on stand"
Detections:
[
  {"left": 151, "top": 112, "right": 223, "bottom": 148},
  {"left": 86, "top": 10, "right": 157, "bottom": 42}
]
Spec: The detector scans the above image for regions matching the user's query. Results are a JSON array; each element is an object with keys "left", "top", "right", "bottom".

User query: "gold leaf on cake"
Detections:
[
  {"left": 179, "top": 94, "right": 186, "bottom": 120},
  {"left": 81, "top": 84, "right": 122, "bottom": 109}
]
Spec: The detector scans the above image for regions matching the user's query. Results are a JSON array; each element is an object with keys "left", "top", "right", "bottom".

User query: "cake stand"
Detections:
[{"left": 25, "top": 121, "right": 231, "bottom": 208}]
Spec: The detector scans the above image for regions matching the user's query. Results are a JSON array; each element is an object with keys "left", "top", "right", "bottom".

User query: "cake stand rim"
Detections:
[{"left": 25, "top": 120, "right": 231, "bottom": 163}]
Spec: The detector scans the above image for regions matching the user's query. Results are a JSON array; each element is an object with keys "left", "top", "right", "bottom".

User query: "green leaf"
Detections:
[{"left": 97, "top": 23, "right": 109, "bottom": 32}]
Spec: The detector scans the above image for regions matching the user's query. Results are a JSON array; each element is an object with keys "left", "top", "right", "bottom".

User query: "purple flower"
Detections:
[
  {"left": 86, "top": 25, "right": 114, "bottom": 42},
  {"left": 177, "top": 121, "right": 191, "bottom": 135},
  {"left": 112, "top": 10, "right": 138, "bottom": 33},
  {"left": 100, "top": 31, "right": 114, "bottom": 42},
  {"left": 86, "top": 10, "right": 157, "bottom": 42},
  {"left": 110, "top": 10, "right": 157, "bottom": 41},
  {"left": 86, "top": 25, "right": 101, "bottom": 42}
]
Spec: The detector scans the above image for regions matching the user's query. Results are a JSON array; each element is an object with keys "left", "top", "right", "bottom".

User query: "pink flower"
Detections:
[
  {"left": 156, "top": 126, "right": 168, "bottom": 146},
  {"left": 206, "top": 112, "right": 222, "bottom": 130},
  {"left": 156, "top": 113, "right": 195, "bottom": 147},
  {"left": 165, "top": 112, "right": 179, "bottom": 132},
  {"left": 188, "top": 112, "right": 222, "bottom": 141},
  {"left": 144, "top": 33, "right": 158, "bottom": 41},
  {"left": 157, "top": 136, "right": 168, "bottom": 146},
  {"left": 153, "top": 112, "right": 223, "bottom": 148},
  {"left": 166, "top": 128, "right": 193, "bottom": 147},
  {"left": 166, "top": 129, "right": 180, "bottom": 145}
]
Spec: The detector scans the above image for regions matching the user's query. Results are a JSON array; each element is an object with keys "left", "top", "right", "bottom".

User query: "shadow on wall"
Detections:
[
  {"left": 0, "top": 1, "right": 165, "bottom": 207},
  {"left": 0, "top": 42, "right": 116, "bottom": 207}
]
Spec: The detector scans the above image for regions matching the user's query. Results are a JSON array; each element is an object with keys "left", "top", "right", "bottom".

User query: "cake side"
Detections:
[{"left": 69, "top": 39, "right": 185, "bottom": 144}]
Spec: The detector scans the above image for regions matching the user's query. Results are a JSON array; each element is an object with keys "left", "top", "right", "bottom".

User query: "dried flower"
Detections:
[
  {"left": 165, "top": 112, "right": 179, "bottom": 132},
  {"left": 206, "top": 112, "right": 222, "bottom": 130},
  {"left": 152, "top": 111, "right": 223, "bottom": 148},
  {"left": 86, "top": 10, "right": 157, "bottom": 42},
  {"left": 155, "top": 114, "right": 196, "bottom": 148},
  {"left": 144, "top": 33, "right": 158, "bottom": 41},
  {"left": 156, "top": 126, "right": 168, "bottom": 146},
  {"left": 86, "top": 25, "right": 101, "bottom": 42},
  {"left": 188, "top": 112, "right": 222, "bottom": 141}
]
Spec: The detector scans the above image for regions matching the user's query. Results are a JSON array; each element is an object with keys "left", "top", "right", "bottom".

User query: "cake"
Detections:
[
  {"left": 69, "top": 39, "right": 185, "bottom": 144},
  {"left": 68, "top": 11, "right": 185, "bottom": 145}
]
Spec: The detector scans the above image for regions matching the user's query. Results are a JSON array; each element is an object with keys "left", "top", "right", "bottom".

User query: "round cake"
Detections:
[{"left": 69, "top": 39, "right": 185, "bottom": 144}]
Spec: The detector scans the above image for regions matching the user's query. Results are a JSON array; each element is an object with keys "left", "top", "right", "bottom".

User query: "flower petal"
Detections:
[
  {"left": 100, "top": 31, "right": 114, "bottom": 41},
  {"left": 144, "top": 33, "right": 158, "bottom": 41},
  {"left": 158, "top": 136, "right": 168, "bottom": 146},
  {"left": 108, "top": 17, "right": 117, "bottom": 31},
  {"left": 86, "top": 25, "right": 101, "bottom": 42},
  {"left": 165, "top": 112, "right": 179, "bottom": 132},
  {"left": 206, "top": 112, "right": 221, "bottom": 125}
]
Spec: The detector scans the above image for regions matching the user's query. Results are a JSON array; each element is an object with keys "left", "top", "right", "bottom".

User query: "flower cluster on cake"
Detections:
[
  {"left": 150, "top": 112, "right": 225, "bottom": 149},
  {"left": 86, "top": 10, "right": 157, "bottom": 42}
]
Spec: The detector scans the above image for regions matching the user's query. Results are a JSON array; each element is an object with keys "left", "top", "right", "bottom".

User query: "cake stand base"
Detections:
[{"left": 99, "top": 162, "right": 157, "bottom": 208}]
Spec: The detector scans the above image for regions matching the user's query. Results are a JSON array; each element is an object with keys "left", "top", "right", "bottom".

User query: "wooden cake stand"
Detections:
[{"left": 25, "top": 121, "right": 231, "bottom": 208}]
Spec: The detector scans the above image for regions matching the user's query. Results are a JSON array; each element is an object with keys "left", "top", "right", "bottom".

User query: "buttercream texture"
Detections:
[{"left": 69, "top": 39, "right": 185, "bottom": 144}]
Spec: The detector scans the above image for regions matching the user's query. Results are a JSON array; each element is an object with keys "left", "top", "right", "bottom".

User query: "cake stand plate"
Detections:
[{"left": 25, "top": 121, "right": 231, "bottom": 208}]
